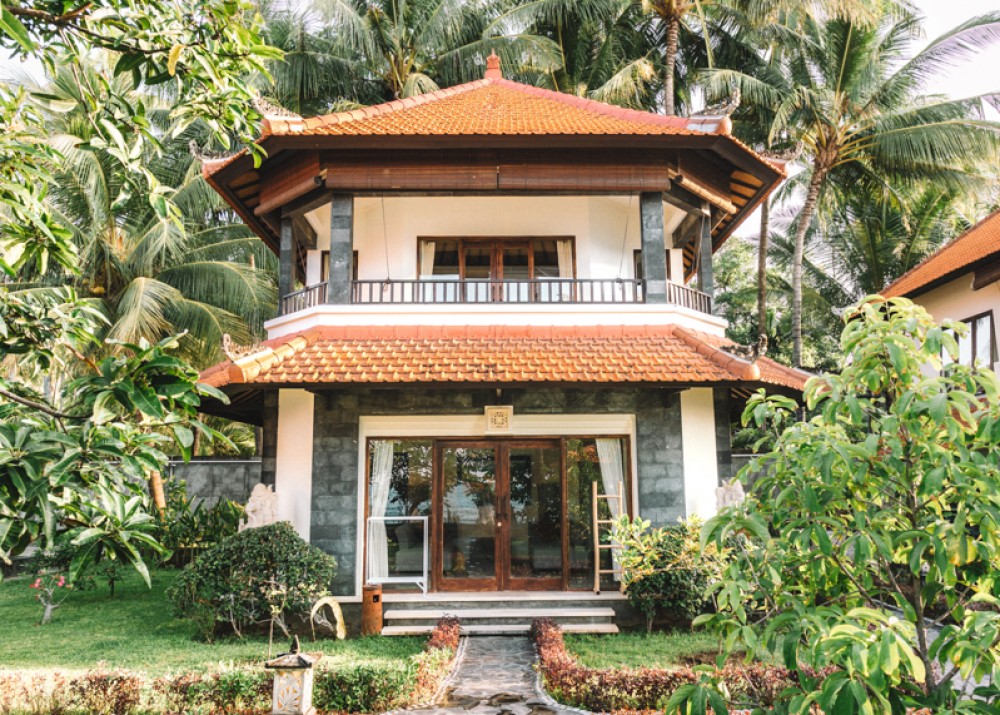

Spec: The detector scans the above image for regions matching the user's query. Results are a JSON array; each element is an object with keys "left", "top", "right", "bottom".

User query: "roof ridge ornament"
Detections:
[{"left": 484, "top": 50, "right": 502, "bottom": 80}]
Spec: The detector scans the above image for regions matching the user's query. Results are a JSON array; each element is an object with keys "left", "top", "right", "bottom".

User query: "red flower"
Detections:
[{"left": 30, "top": 579, "right": 41, "bottom": 589}]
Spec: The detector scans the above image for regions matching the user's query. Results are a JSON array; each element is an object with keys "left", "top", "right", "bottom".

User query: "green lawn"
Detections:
[
  {"left": 565, "top": 630, "right": 734, "bottom": 670},
  {"left": 0, "top": 569, "right": 423, "bottom": 674}
]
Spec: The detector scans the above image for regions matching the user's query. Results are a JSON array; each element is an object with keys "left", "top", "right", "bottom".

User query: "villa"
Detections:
[{"left": 198, "top": 55, "right": 808, "bottom": 633}]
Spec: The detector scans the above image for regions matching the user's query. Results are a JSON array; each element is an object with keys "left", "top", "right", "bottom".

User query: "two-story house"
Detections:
[
  {"left": 198, "top": 55, "right": 808, "bottom": 633},
  {"left": 884, "top": 209, "right": 999, "bottom": 373}
]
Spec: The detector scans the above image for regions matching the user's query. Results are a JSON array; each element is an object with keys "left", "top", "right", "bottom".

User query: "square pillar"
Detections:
[
  {"left": 639, "top": 192, "right": 668, "bottom": 303},
  {"left": 327, "top": 194, "right": 354, "bottom": 304},
  {"left": 278, "top": 217, "right": 294, "bottom": 316},
  {"left": 698, "top": 208, "right": 714, "bottom": 300}
]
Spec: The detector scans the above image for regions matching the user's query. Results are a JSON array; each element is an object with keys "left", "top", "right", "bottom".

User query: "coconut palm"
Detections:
[
  {"left": 707, "top": 12, "right": 1000, "bottom": 366},
  {"left": 6, "top": 64, "right": 276, "bottom": 368},
  {"left": 311, "top": 0, "right": 560, "bottom": 102}
]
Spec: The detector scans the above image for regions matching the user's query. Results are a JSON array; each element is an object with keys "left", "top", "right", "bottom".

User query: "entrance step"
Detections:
[
  {"left": 382, "top": 622, "right": 619, "bottom": 636},
  {"left": 381, "top": 604, "right": 618, "bottom": 635}
]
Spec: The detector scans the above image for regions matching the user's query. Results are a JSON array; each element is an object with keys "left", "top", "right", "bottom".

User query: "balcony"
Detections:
[{"left": 280, "top": 278, "right": 712, "bottom": 315}]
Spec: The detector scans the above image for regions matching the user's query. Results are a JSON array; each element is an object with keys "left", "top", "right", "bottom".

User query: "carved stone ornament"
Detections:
[
  {"left": 241, "top": 483, "right": 279, "bottom": 531},
  {"left": 265, "top": 637, "right": 321, "bottom": 715},
  {"left": 715, "top": 479, "right": 745, "bottom": 509}
]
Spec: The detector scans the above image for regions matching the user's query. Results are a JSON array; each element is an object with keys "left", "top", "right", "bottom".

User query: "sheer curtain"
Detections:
[
  {"left": 596, "top": 438, "right": 624, "bottom": 579},
  {"left": 556, "top": 239, "right": 574, "bottom": 300},
  {"left": 418, "top": 241, "right": 436, "bottom": 277},
  {"left": 367, "top": 440, "right": 395, "bottom": 583}
]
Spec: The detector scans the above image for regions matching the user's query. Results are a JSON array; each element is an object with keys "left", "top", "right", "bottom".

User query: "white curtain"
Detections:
[
  {"left": 596, "top": 438, "right": 625, "bottom": 579},
  {"left": 556, "top": 239, "right": 574, "bottom": 278},
  {"left": 367, "top": 440, "right": 395, "bottom": 583},
  {"left": 418, "top": 241, "right": 436, "bottom": 277}
]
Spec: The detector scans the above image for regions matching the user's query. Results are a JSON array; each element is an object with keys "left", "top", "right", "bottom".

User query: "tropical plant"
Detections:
[
  {"left": 0, "top": 0, "right": 279, "bottom": 278},
  {"left": 6, "top": 63, "right": 277, "bottom": 367},
  {"left": 311, "top": 0, "right": 560, "bottom": 103},
  {"left": 701, "top": 296, "right": 1000, "bottom": 712},
  {"left": 0, "top": 289, "right": 227, "bottom": 582},
  {"left": 63, "top": 487, "right": 168, "bottom": 595},
  {"left": 707, "top": 11, "right": 1000, "bottom": 366}
]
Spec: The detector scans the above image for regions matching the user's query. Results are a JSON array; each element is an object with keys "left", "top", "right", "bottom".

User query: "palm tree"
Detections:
[
  {"left": 313, "top": 0, "right": 560, "bottom": 101},
  {"left": 7, "top": 64, "right": 276, "bottom": 368},
  {"left": 708, "top": 12, "right": 1000, "bottom": 366}
]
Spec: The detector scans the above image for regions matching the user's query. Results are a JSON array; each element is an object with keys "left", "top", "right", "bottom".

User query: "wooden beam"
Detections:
[
  {"left": 281, "top": 184, "right": 333, "bottom": 218},
  {"left": 973, "top": 257, "right": 1000, "bottom": 291},
  {"left": 698, "top": 202, "right": 714, "bottom": 301},
  {"left": 662, "top": 182, "right": 710, "bottom": 217},
  {"left": 673, "top": 212, "right": 702, "bottom": 249}
]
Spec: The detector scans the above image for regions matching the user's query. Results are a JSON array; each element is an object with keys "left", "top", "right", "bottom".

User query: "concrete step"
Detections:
[
  {"left": 384, "top": 607, "right": 615, "bottom": 621},
  {"left": 381, "top": 622, "right": 619, "bottom": 636}
]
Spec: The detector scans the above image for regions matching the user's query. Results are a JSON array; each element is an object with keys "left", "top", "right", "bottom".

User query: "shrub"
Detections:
[
  {"left": 531, "top": 618, "right": 818, "bottom": 713},
  {"left": 167, "top": 521, "right": 337, "bottom": 638},
  {"left": 158, "top": 479, "right": 244, "bottom": 568},
  {"left": 314, "top": 662, "right": 416, "bottom": 713},
  {"left": 426, "top": 615, "right": 461, "bottom": 651},
  {"left": 68, "top": 671, "right": 143, "bottom": 715},
  {"left": 612, "top": 516, "right": 725, "bottom": 632}
]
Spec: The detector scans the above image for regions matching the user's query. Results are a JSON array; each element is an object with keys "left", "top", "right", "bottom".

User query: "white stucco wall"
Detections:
[
  {"left": 275, "top": 389, "right": 315, "bottom": 539},
  {"left": 680, "top": 388, "right": 719, "bottom": 520},
  {"left": 304, "top": 195, "right": 688, "bottom": 283},
  {"left": 910, "top": 272, "right": 1000, "bottom": 372}
]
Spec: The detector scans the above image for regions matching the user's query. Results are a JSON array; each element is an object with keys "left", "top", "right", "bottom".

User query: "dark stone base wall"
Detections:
[
  {"left": 310, "top": 386, "right": 688, "bottom": 596},
  {"left": 166, "top": 459, "right": 261, "bottom": 505}
]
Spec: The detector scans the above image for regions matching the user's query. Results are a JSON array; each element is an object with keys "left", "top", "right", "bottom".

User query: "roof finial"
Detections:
[{"left": 485, "top": 50, "right": 502, "bottom": 80}]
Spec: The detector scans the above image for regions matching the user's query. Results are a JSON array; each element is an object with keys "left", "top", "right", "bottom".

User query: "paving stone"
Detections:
[{"left": 394, "top": 637, "right": 582, "bottom": 715}]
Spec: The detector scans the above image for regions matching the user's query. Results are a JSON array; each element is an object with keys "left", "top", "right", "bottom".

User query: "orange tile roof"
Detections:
[
  {"left": 200, "top": 325, "right": 809, "bottom": 391},
  {"left": 884, "top": 210, "right": 1000, "bottom": 297},
  {"left": 260, "top": 79, "right": 730, "bottom": 139}
]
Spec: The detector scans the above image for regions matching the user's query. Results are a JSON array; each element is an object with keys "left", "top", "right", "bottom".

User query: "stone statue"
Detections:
[
  {"left": 241, "top": 483, "right": 279, "bottom": 531},
  {"left": 715, "top": 479, "right": 745, "bottom": 509}
]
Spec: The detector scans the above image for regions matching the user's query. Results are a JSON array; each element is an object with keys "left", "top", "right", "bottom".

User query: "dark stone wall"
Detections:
[
  {"left": 166, "top": 459, "right": 261, "bottom": 505},
  {"left": 714, "top": 388, "right": 733, "bottom": 484},
  {"left": 309, "top": 386, "right": 689, "bottom": 596}
]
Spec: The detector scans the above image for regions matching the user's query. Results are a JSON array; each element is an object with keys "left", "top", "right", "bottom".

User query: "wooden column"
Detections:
[
  {"left": 327, "top": 194, "right": 354, "bottom": 304},
  {"left": 639, "top": 192, "right": 668, "bottom": 303},
  {"left": 278, "top": 217, "right": 294, "bottom": 316},
  {"left": 698, "top": 205, "right": 714, "bottom": 301}
]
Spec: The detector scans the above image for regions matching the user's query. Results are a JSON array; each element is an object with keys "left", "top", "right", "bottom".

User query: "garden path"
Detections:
[{"left": 401, "top": 636, "right": 580, "bottom": 715}]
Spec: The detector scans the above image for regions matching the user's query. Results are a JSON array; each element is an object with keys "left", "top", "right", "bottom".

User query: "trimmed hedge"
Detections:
[
  {"left": 531, "top": 618, "right": 828, "bottom": 713},
  {"left": 0, "top": 618, "right": 461, "bottom": 715}
]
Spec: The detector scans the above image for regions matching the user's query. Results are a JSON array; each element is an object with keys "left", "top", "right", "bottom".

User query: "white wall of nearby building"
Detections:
[
  {"left": 909, "top": 272, "right": 1000, "bottom": 373},
  {"left": 680, "top": 388, "right": 720, "bottom": 520},
  {"left": 275, "top": 389, "right": 315, "bottom": 539},
  {"left": 303, "top": 195, "right": 688, "bottom": 284}
]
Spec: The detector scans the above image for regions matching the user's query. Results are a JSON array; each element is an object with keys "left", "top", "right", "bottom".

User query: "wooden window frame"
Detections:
[
  {"left": 362, "top": 434, "right": 632, "bottom": 593},
  {"left": 320, "top": 249, "right": 359, "bottom": 282},
  {"left": 416, "top": 237, "right": 577, "bottom": 280}
]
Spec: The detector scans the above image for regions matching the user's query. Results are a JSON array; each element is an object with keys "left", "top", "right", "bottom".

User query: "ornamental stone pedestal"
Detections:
[{"left": 265, "top": 637, "right": 322, "bottom": 715}]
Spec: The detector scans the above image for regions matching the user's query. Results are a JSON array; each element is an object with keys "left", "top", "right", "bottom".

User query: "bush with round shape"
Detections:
[{"left": 167, "top": 521, "right": 336, "bottom": 638}]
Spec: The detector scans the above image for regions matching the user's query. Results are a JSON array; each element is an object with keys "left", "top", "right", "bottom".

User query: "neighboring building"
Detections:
[
  {"left": 884, "top": 209, "right": 1000, "bottom": 373},
  {"left": 198, "top": 55, "right": 808, "bottom": 630}
]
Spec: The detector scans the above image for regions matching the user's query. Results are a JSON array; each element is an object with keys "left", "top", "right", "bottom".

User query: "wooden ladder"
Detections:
[{"left": 592, "top": 479, "right": 624, "bottom": 594}]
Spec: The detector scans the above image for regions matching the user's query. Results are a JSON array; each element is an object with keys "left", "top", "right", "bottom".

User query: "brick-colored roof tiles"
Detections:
[
  {"left": 884, "top": 210, "right": 1000, "bottom": 298},
  {"left": 262, "top": 79, "right": 727, "bottom": 139},
  {"left": 200, "top": 325, "right": 810, "bottom": 391}
]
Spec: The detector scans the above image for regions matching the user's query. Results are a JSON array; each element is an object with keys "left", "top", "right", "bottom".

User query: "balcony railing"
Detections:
[
  {"left": 352, "top": 278, "right": 646, "bottom": 305},
  {"left": 280, "top": 278, "right": 713, "bottom": 315},
  {"left": 281, "top": 282, "right": 328, "bottom": 315}
]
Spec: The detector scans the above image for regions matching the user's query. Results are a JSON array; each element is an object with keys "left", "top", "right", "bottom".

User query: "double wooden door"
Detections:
[{"left": 435, "top": 440, "right": 563, "bottom": 591}]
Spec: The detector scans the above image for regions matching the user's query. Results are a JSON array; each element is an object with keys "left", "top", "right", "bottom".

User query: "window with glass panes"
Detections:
[{"left": 944, "top": 312, "right": 996, "bottom": 368}]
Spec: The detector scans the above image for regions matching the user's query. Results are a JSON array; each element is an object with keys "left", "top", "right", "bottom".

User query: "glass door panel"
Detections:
[
  {"left": 437, "top": 443, "right": 499, "bottom": 590},
  {"left": 461, "top": 243, "right": 492, "bottom": 303},
  {"left": 499, "top": 244, "right": 531, "bottom": 302},
  {"left": 505, "top": 442, "right": 563, "bottom": 589}
]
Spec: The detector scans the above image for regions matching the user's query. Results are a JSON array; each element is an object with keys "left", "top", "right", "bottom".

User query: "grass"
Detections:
[
  {"left": 565, "top": 630, "right": 733, "bottom": 670},
  {"left": 0, "top": 569, "right": 423, "bottom": 675}
]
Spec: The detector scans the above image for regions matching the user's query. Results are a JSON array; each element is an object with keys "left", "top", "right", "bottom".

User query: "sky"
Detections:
[{"left": 915, "top": 0, "right": 1000, "bottom": 102}]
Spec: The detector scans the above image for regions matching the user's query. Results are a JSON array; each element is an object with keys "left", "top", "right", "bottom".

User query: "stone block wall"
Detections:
[
  {"left": 309, "top": 386, "right": 687, "bottom": 596},
  {"left": 166, "top": 459, "right": 261, "bottom": 506}
]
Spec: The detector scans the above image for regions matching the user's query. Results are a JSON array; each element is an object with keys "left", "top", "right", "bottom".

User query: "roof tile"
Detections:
[
  {"left": 885, "top": 210, "right": 1000, "bottom": 297},
  {"left": 201, "top": 325, "right": 810, "bottom": 391}
]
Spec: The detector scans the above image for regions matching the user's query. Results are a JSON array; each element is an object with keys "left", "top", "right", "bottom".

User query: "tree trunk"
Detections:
[
  {"left": 149, "top": 470, "right": 166, "bottom": 516},
  {"left": 41, "top": 601, "right": 57, "bottom": 625},
  {"left": 192, "top": 420, "right": 202, "bottom": 458},
  {"left": 757, "top": 196, "right": 771, "bottom": 355},
  {"left": 791, "top": 168, "right": 826, "bottom": 368},
  {"left": 664, "top": 16, "right": 679, "bottom": 116}
]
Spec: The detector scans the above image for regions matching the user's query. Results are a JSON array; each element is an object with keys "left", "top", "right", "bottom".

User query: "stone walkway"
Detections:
[{"left": 402, "top": 636, "right": 581, "bottom": 715}]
